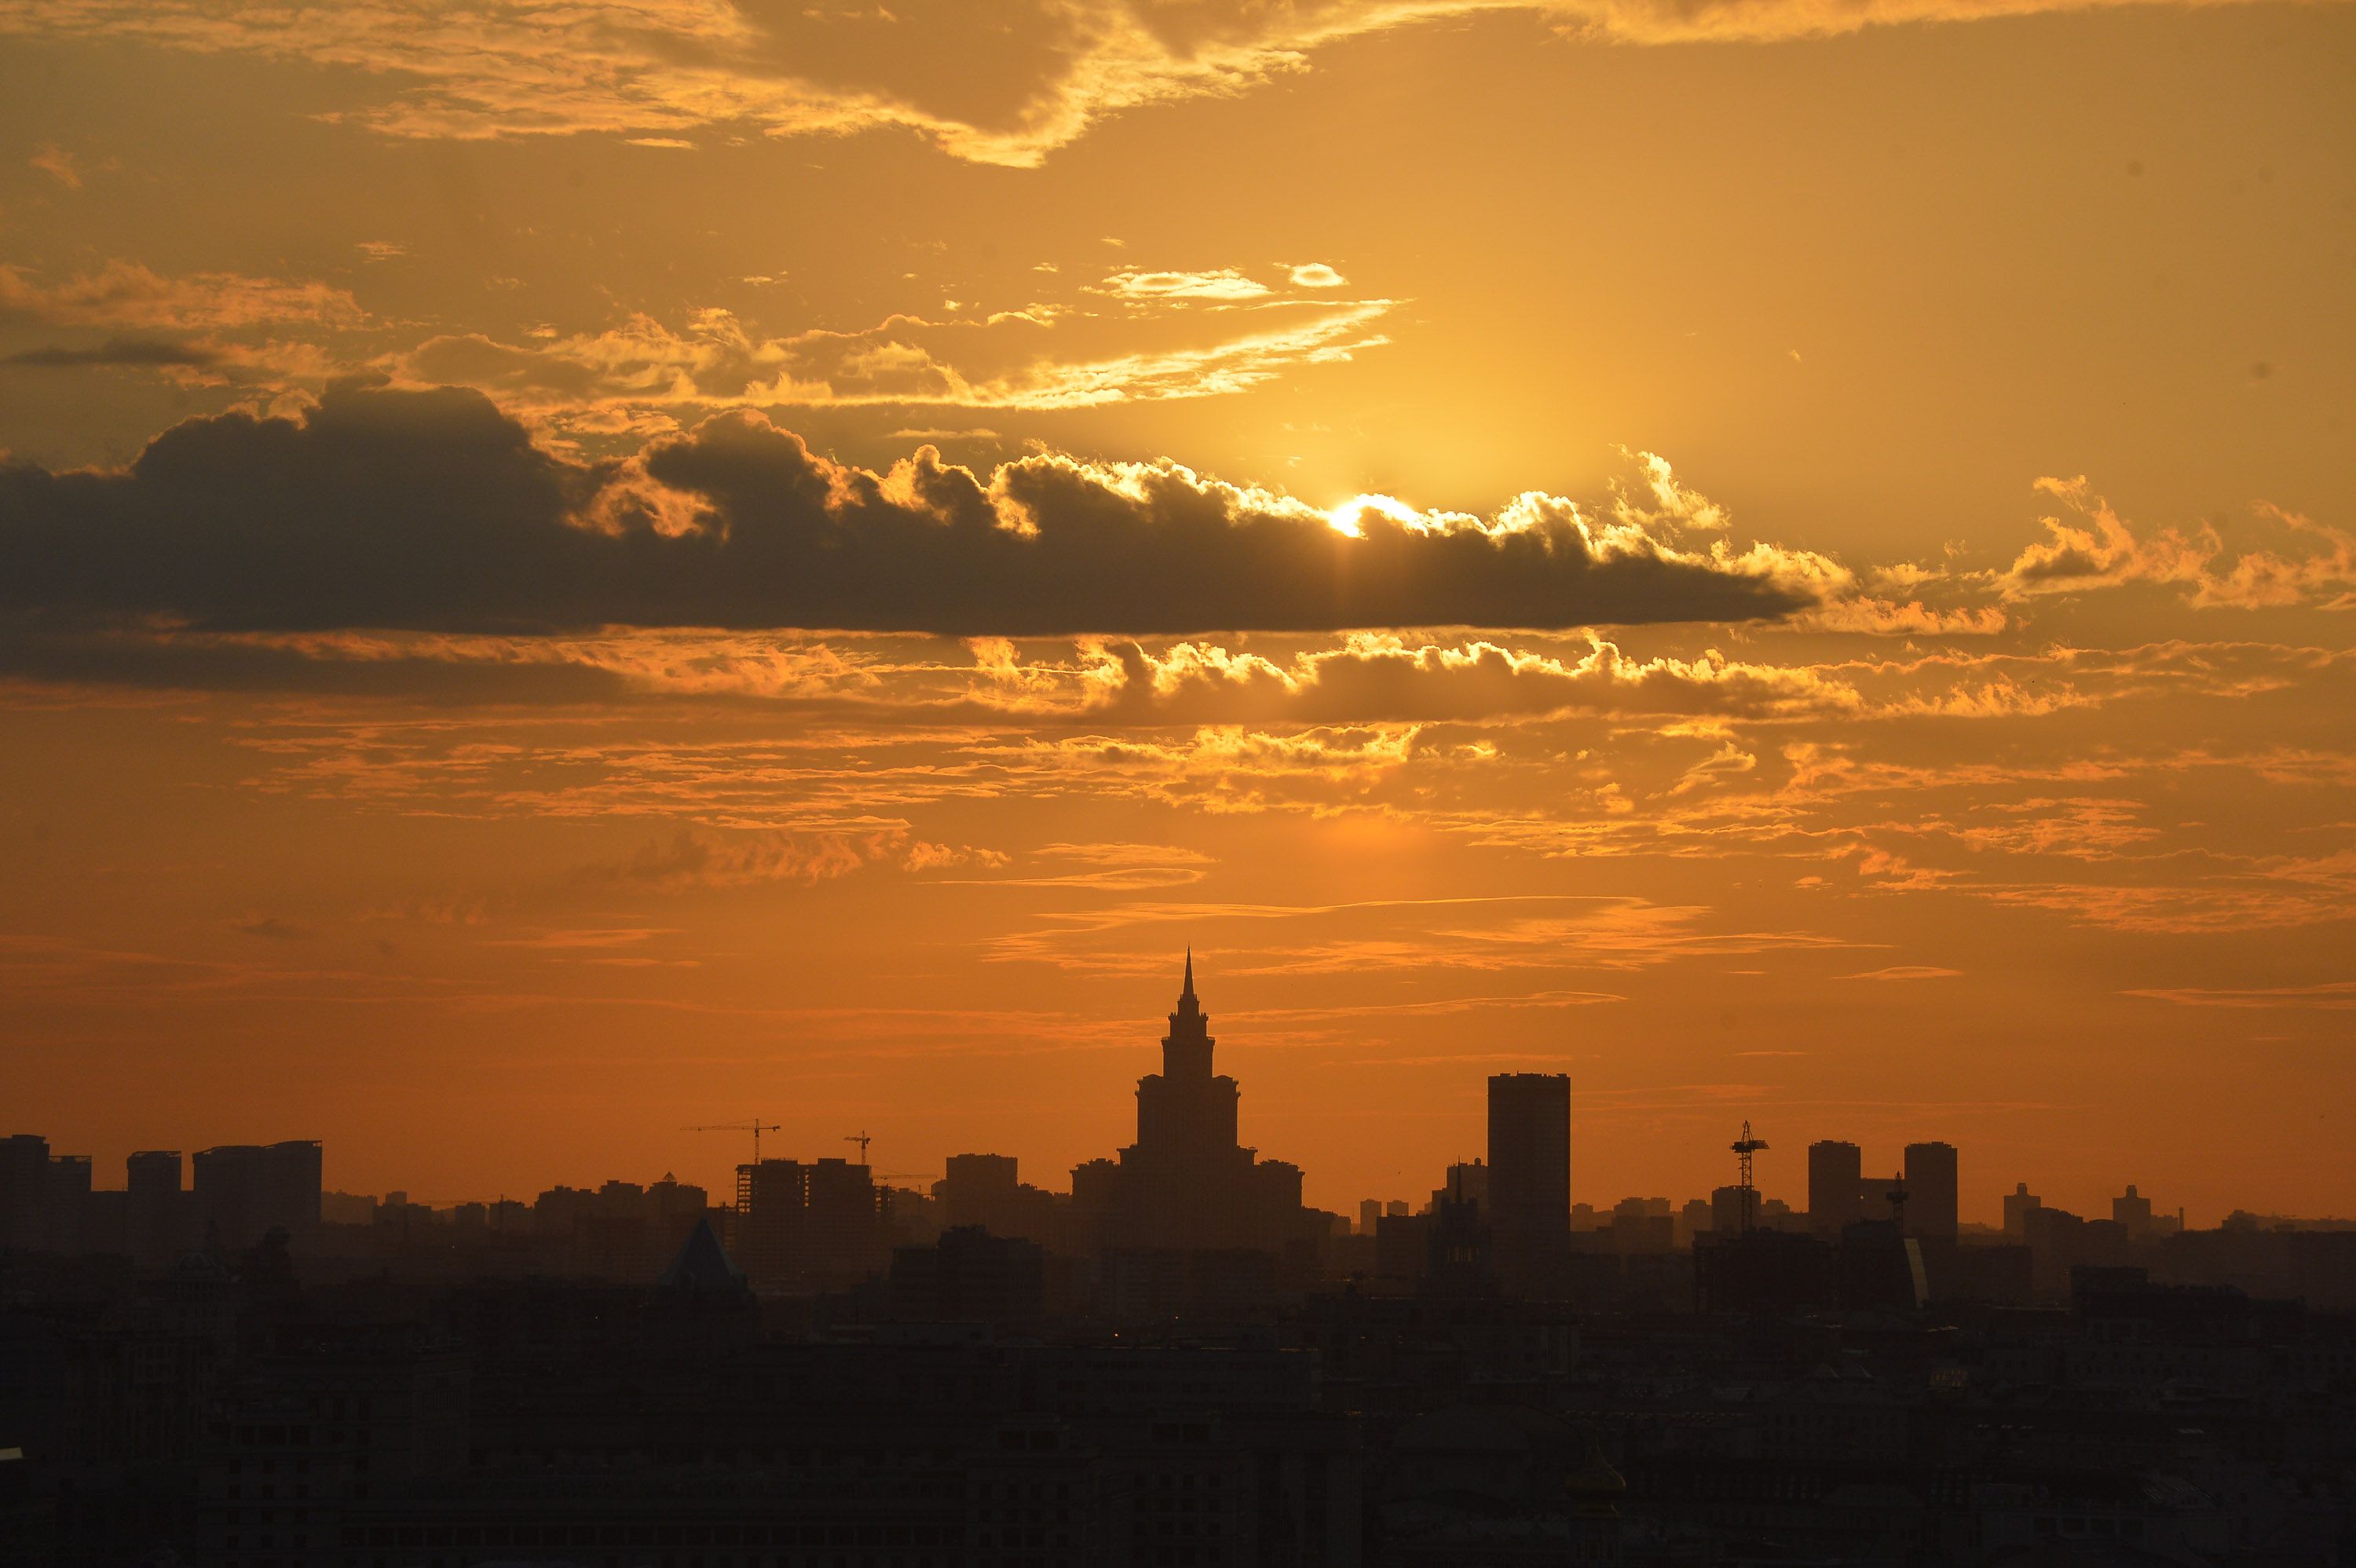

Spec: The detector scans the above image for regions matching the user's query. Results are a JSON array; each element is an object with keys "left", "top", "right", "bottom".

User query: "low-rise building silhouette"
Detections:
[
  {"left": 192, "top": 1139, "right": 322, "bottom": 1252},
  {"left": 2003, "top": 1178, "right": 2042, "bottom": 1239}
]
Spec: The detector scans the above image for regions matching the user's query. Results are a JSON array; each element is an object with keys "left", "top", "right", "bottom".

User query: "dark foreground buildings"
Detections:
[{"left": 5, "top": 959, "right": 2355, "bottom": 1566}]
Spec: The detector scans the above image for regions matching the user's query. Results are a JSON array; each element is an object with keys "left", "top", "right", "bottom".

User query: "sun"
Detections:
[{"left": 1325, "top": 492, "right": 1421, "bottom": 539}]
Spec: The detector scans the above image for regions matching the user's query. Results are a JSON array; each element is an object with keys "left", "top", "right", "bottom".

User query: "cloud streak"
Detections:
[
  {"left": 0, "top": 261, "right": 366, "bottom": 332},
  {"left": 1044, "top": 634, "right": 1868, "bottom": 724},
  {"left": 2124, "top": 980, "right": 2356, "bottom": 1009},
  {"left": 392, "top": 288, "right": 1393, "bottom": 422},
  {"left": 0, "top": 1, "right": 2295, "bottom": 167}
]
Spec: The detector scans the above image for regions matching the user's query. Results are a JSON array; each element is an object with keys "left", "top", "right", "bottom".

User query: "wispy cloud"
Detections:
[
  {"left": 0, "top": 260, "right": 366, "bottom": 331},
  {"left": 2124, "top": 980, "right": 2356, "bottom": 1009},
  {"left": 27, "top": 141, "right": 81, "bottom": 188},
  {"left": 390, "top": 290, "right": 1394, "bottom": 423},
  {"left": 2002, "top": 477, "right": 2356, "bottom": 611},
  {"left": 0, "top": 2, "right": 2291, "bottom": 167},
  {"left": 1836, "top": 963, "right": 1963, "bottom": 980}
]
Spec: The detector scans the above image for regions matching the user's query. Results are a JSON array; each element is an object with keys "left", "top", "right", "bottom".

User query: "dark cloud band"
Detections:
[{"left": 0, "top": 382, "right": 1815, "bottom": 638}]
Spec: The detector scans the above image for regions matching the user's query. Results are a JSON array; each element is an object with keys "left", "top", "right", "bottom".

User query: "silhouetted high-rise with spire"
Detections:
[
  {"left": 1071, "top": 953, "right": 1322, "bottom": 1254},
  {"left": 1135, "top": 949, "right": 1238, "bottom": 1163}
]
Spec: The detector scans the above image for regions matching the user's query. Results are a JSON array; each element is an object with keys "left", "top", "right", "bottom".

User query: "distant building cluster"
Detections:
[
  {"left": 7, "top": 960, "right": 2351, "bottom": 1318},
  {"left": 0, "top": 1135, "right": 320, "bottom": 1263}
]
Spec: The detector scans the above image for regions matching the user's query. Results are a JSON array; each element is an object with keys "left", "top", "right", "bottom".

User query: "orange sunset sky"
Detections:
[{"left": 2, "top": 0, "right": 2351, "bottom": 1226}]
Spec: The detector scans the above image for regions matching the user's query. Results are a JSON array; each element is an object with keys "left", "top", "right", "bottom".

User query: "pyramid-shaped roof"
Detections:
[{"left": 656, "top": 1215, "right": 744, "bottom": 1290}]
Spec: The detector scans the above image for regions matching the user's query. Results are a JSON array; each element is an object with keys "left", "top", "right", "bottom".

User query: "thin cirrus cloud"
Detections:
[
  {"left": 0, "top": 261, "right": 368, "bottom": 384},
  {"left": 27, "top": 141, "right": 82, "bottom": 187},
  {"left": 575, "top": 824, "right": 1006, "bottom": 891},
  {"left": 1968, "top": 877, "right": 2356, "bottom": 935},
  {"left": 2123, "top": 981, "right": 2356, "bottom": 1009},
  {"left": 0, "top": 1, "right": 2290, "bottom": 166},
  {"left": 390, "top": 287, "right": 1394, "bottom": 422},
  {"left": 0, "top": 261, "right": 1385, "bottom": 426},
  {"left": 0, "top": 261, "right": 368, "bottom": 332},
  {"left": 975, "top": 889, "right": 1853, "bottom": 974},
  {"left": 0, "top": 380, "right": 1835, "bottom": 639}
]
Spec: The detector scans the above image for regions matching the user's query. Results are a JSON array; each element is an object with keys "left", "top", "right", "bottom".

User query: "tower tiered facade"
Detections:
[{"left": 1072, "top": 954, "right": 1314, "bottom": 1254}]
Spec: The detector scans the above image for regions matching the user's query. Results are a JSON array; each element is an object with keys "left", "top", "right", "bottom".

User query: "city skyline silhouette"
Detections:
[
  {"left": 7, "top": 955, "right": 2314, "bottom": 1268},
  {"left": 9, "top": 955, "right": 2356, "bottom": 1565},
  {"left": 3, "top": 2, "right": 2352, "bottom": 1559},
  {"left": 5, "top": 950, "right": 2342, "bottom": 1232}
]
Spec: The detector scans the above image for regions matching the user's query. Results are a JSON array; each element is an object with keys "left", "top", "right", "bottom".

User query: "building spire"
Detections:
[{"left": 1163, "top": 948, "right": 1213, "bottom": 1073}]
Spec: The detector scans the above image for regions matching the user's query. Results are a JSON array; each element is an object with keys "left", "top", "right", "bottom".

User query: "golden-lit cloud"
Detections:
[
  {"left": 1611, "top": 449, "right": 1732, "bottom": 534},
  {"left": 1056, "top": 634, "right": 1868, "bottom": 723},
  {"left": 390, "top": 287, "right": 1394, "bottom": 424},
  {"left": 940, "top": 841, "right": 1216, "bottom": 892},
  {"left": 2002, "top": 477, "right": 2356, "bottom": 610},
  {"left": 0, "top": 262, "right": 370, "bottom": 393},
  {"left": 0, "top": 0, "right": 2297, "bottom": 167},
  {"left": 1967, "top": 879, "right": 2356, "bottom": 934},
  {"left": 1095, "top": 269, "right": 1274, "bottom": 302},
  {"left": 26, "top": 141, "right": 82, "bottom": 188},
  {"left": 0, "top": 259, "right": 1387, "bottom": 439},
  {"left": 0, "top": 261, "right": 368, "bottom": 332},
  {"left": 1796, "top": 597, "right": 2009, "bottom": 636},
  {"left": 584, "top": 823, "right": 1006, "bottom": 890}
]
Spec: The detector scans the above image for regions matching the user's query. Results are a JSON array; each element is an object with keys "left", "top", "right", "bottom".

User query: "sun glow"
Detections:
[{"left": 1326, "top": 492, "right": 1422, "bottom": 538}]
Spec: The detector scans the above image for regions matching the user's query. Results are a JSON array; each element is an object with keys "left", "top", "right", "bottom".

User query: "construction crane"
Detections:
[
  {"left": 686, "top": 1120, "right": 780, "bottom": 1165},
  {"left": 1730, "top": 1120, "right": 1769, "bottom": 1234},
  {"left": 844, "top": 1130, "right": 873, "bottom": 1164},
  {"left": 1885, "top": 1171, "right": 1911, "bottom": 1232}
]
